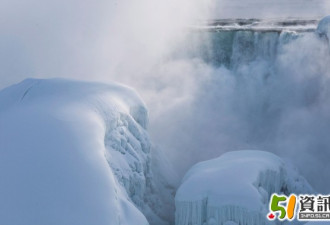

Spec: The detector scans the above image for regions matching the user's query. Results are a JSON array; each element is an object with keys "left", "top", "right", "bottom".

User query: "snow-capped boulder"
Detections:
[
  {"left": 0, "top": 78, "right": 156, "bottom": 225},
  {"left": 175, "top": 150, "right": 314, "bottom": 225},
  {"left": 317, "top": 16, "right": 330, "bottom": 40}
]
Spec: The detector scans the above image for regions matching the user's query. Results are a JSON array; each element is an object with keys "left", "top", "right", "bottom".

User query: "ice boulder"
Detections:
[
  {"left": 175, "top": 150, "right": 314, "bottom": 225},
  {"left": 317, "top": 16, "right": 330, "bottom": 41},
  {"left": 0, "top": 78, "right": 160, "bottom": 225}
]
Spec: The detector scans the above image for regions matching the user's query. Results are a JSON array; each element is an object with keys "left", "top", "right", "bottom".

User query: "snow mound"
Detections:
[
  {"left": 0, "top": 78, "right": 156, "bottom": 225},
  {"left": 317, "top": 16, "right": 330, "bottom": 41},
  {"left": 175, "top": 150, "right": 314, "bottom": 225}
]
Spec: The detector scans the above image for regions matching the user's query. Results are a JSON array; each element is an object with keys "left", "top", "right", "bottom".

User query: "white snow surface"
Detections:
[
  {"left": 0, "top": 78, "right": 155, "bottom": 225},
  {"left": 175, "top": 150, "right": 314, "bottom": 225}
]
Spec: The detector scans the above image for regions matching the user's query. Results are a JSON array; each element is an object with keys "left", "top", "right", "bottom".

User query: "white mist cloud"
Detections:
[
  {"left": 0, "top": 0, "right": 213, "bottom": 88},
  {"left": 152, "top": 31, "right": 330, "bottom": 193}
]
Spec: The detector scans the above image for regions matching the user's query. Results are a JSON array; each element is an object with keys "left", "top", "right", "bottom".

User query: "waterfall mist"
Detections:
[{"left": 152, "top": 30, "right": 330, "bottom": 193}]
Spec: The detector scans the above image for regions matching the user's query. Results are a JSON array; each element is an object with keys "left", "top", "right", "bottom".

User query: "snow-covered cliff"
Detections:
[
  {"left": 175, "top": 150, "right": 314, "bottom": 225},
  {"left": 0, "top": 78, "right": 169, "bottom": 225}
]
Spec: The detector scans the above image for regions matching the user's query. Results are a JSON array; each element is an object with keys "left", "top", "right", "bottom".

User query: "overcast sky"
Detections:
[{"left": 213, "top": 0, "right": 329, "bottom": 18}]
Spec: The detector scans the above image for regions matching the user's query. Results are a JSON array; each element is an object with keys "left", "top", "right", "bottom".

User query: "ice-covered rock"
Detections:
[
  {"left": 175, "top": 150, "right": 314, "bottom": 225},
  {"left": 0, "top": 78, "right": 166, "bottom": 225},
  {"left": 317, "top": 16, "right": 330, "bottom": 41}
]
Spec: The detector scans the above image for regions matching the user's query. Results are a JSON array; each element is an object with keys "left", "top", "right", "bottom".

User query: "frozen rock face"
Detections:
[
  {"left": 182, "top": 17, "right": 330, "bottom": 71},
  {"left": 175, "top": 150, "right": 314, "bottom": 225},
  {"left": 0, "top": 78, "right": 166, "bottom": 225},
  {"left": 317, "top": 16, "right": 330, "bottom": 41},
  {"left": 181, "top": 19, "right": 314, "bottom": 69}
]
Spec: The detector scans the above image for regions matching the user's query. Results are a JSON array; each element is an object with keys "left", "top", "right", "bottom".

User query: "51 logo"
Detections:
[
  {"left": 268, "top": 194, "right": 330, "bottom": 221},
  {"left": 267, "top": 194, "right": 297, "bottom": 221}
]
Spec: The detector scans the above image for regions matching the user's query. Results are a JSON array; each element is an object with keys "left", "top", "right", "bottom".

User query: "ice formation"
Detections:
[
  {"left": 184, "top": 28, "right": 307, "bottom": 69},
  {"left": 181, "top": 17, "right": 330, "bottom": 69},
  {"left": 0, "top": 78, "right": 171, "bottom": 225},
  {"left": 175, "top": 150, "right": 314, "bottom": 225},
  {"left": 317, "top": 16, "right": 330, "bottom": 42}
]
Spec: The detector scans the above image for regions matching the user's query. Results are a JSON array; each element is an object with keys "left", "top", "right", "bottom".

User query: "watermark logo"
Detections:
[
  {"left": 268, "top": 194, "right": 296, "bottom": 221},
  {"left": 268, "top": 194, "right": 330, "bottom": 221}
]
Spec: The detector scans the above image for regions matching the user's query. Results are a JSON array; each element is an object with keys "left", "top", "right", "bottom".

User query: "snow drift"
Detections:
[
  {"left": 175, "top": 150, "right": 314, "bottom": 225},
  {"left": 0, "top": 78, "right": 169, "bottom": 225}
]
